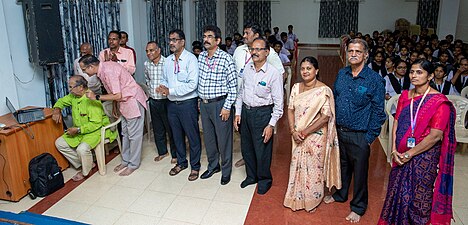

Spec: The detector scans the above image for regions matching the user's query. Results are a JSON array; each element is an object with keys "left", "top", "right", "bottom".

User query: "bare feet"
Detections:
[
  {"left": 154, "top": 153, "right": 168, "bottom": 162},
  {"left": 234, "top": 159, "right": 245, "bottom": 167},
  {"left": 71, "top": 172, "right": 86, "bottom": 182},
  {"left": 346, "top": 211, "right": 361, "bottom": 223},
  {"left": 171, "top": 158, "right": 177, "bottom": 164},
  {"left": 113, "top": 164, "right": 127, "bottom": 173},
  {"left": 119, "top": 167, "right": 136, "bottom": 176},
  {"left": 323, "top": 195, "right": 335, "bottom": 204}
]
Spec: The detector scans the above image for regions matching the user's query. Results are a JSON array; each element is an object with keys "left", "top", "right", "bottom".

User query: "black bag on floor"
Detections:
[{"left": 28, "top": 153, "right": 64, "bottom": 198}]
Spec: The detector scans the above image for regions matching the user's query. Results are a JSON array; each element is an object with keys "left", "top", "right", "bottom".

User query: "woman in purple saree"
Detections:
[{"left": 378, "top": 59, "right": 456, "bottom": 225}]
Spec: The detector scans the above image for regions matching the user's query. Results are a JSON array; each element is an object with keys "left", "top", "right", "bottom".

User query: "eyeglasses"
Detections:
[
  {"left": 248, "top": 47, "right": 268, "bottom": 52},
  {"left": 168, "top": 38, "right": 182, "bottom": 43},
  {"left": 68, "top": 84, "right": 81, "bottom": 90}
]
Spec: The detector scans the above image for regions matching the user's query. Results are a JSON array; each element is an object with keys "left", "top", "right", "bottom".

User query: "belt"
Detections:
[
  {"left": 201, "top": 95, "right": 226, "bottom": 104},
  {"left": 242, "top": 103, "right": 273, "bottom": 110},
  {"left": 150, "top": 98, "right": 168, "bottom": 102},
  {"left": 170, "top": 97, "right": 198, "bottom": 105},
  {"left": 336, "top": 125, "right": 366, "bottom": 133}
]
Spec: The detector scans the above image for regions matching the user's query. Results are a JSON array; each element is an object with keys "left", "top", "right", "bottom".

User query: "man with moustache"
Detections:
[
  {"left": 234, "top": 38, "right": 283, "bottom": 194},
  {"left": 232, "top": 22, "right": 285, "bottom": 168},
  {"left": 324, "top": 39, "right": 386, "bottom": 223},
  {"left": 73, "top": 43, "right": 102, "bottom": 94},
  {"left": 79, "top": 55, "right": 147, "bottom": 176},
  {"left": 197, "top": 25, "right": 237, "bottom": 185},
  {"left": 144, "top": 41, "right": 177, "bottom": 164},
  {"left": 156, "top": 29, "right": 201, "bottom": 181},
  {"left": 99, "top": 30, "right": 136, "bottom": 74}
]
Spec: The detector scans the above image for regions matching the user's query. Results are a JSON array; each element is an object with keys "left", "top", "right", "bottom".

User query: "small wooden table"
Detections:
[{"left": 0, "top": 108, "right": 69, "bottom": 201}]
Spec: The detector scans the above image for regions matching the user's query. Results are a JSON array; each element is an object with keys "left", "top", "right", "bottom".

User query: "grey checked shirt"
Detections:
[{"left": 144, "top": 56, "right": 166, "bottom": 99}]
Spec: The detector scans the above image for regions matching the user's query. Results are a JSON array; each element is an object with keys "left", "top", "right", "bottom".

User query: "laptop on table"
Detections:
[{"left": 6, "top": 97, "right": 45, "bottom": 124}]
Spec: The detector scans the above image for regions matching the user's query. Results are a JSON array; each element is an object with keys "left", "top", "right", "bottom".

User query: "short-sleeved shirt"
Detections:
[
  {"left": 97, "top": 61, "right": 148, "bottom": 119},
  {"left": 144, "top": 57, "right": 167, "bottom": 100}
]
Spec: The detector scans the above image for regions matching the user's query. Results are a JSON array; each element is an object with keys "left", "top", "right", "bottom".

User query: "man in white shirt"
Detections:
[{"left": 73, "top": 43, "right": 101, "bottom": 94}]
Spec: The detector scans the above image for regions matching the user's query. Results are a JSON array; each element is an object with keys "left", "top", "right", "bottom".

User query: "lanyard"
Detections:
[
  {"left": 410, "top": 86, "right": 431, "bottom": 136},
  {"left": 174, "top": 60, "right": 180, "bottom": 74},
  {"left": 244, "top": 52, "right": 252, "bottom": 65},
  {"left": 205, "top": 57, "right": 216, "bottom": 70}
]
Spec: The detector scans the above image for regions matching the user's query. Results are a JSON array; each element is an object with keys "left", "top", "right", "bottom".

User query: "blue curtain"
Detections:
[
  {"left": 196, "top": 0, "right": 217, "bottom": 41},
  {"left": 318, "top": 0, "right": 359, "bottom": 38},
  {"left": 44, "top": 1, "right": 120, "bottom": 109},
  {"left": 417, "top": 0, "right": 440, "bottom": 29},
  {"left": 243, "top": 1, "right": 271, "bottom": 33},
  {"left": 147, "top": 0, "right": 184, "bottom": 56},
  {"left": 225, "top": 1, "right": 239, "bottom": 38}
]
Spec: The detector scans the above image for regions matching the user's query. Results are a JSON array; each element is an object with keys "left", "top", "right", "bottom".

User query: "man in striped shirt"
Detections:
[
  {"left": 144, "top": 41, "right": 177, "bottom": 164},
  {"left": 198, "top": 25, "right": 237, "bottom": 185}
]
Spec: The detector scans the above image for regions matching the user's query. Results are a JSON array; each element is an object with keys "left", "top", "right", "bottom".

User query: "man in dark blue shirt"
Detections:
[{"left": 324, "top": 39, "right": 386, "bottom": 223}]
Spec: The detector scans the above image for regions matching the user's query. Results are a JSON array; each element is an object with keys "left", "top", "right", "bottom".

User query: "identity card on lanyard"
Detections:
[
  {"left": 239, "top": 52, "right": 252, "bottom": 78},
  {"left": 408, "top": 87, "right": 431, "bottom": 148}
]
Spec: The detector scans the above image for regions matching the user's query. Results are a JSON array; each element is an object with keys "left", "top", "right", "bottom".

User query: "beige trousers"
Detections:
[{"left": 55, "top": 136, "right": 93, "bottom": 176}]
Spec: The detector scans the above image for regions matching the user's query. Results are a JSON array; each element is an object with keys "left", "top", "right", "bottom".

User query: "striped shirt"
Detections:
[
  {"left": 144, "top": 57, "right": 166, "bottom": 99},
  {"left": 198, "top": 48, "right": 237, "bottom": 110}
]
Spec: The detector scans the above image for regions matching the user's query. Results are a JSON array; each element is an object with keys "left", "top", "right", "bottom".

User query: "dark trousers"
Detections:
[
  {"left": 332, "top": 129, "right": 370, "bottom": 216},
  {"left": 200, "top": 99, "right": 233, "bottom": 178},
  {"left": 240, "top": 105, "right": 273, "bottom": 192},
  {"left": 167, "top": 98, "right": 201, "bottom": 171},
  {"left": 149, "top": 98, "right": 176, "bottom": 158}
]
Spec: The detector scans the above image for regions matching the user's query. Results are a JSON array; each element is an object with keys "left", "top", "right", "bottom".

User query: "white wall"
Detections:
[
  {"left": 456, "top": 0, "right": 468, "bottom": 42},
  {"left": 270, "top": 0, "right": 418, "bottom": 44},
  {"left": 438, "top": 0, "right": 460, "bottom": 39},
  {"left": 0, "top": 1, "right": 46, "bottom": 115}
]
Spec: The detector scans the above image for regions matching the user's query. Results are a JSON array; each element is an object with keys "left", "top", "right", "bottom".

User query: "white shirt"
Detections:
[{"left": 282, "top": 39, "right": 295, "bottom": 51}]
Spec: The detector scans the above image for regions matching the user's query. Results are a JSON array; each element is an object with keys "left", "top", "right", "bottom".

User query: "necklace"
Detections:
[{"left": 302, "top": 79, "right": 317, "bottom": 92}]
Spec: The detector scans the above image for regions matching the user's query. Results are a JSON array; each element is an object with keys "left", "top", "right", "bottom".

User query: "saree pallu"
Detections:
[
  {"left": 283, "top": 85, "right": 341, "bottom": 211},
  {"left": 378, "top": 90, "right": 456, "bottom": 225}
]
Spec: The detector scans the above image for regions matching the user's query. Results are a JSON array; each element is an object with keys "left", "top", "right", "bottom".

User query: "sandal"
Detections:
[
  {"left": 169, "top": 165, "right": 187, "bottom": 176},
  {"left": 188, "top": 170, "right": 199, "bottom": 181},
  {"left": 154, "top": 153, "right": 169, "bottom": 162},
  {"left": 71, "top": 172, "right": 86, "bottom": 182}
]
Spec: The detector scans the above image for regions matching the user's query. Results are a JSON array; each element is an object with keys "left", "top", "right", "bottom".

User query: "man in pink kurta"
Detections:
[{"left": 79, "top": 54, "right": 147, "bottom": 176}]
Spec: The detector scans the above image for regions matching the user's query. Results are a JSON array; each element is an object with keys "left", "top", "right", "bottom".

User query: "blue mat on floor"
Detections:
[{"left": 0, "top": 210, "right": 88, "bottom": 225}]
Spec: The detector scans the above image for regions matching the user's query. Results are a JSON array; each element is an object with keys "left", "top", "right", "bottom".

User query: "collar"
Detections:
[
  {"left": 201, "top": 47, "right": 222, "bottom": 59},
  {"left": 250, "top": 61, "right": 268, "bottom": 73},
  {"left": 148, "top": 56, "right": 165, "bottom": 66},
  {"left": 344, "top": 65, "right": 369, "bottom": 79},
  {"left": 171, "top": 49, "right": 188, "bottom": 62}
]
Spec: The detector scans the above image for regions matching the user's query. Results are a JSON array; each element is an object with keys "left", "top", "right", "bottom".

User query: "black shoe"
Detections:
[
  {"left": 257, "top": 185, "right": 271, "bottom": 195},
  {"left": 221, "top": 176, "right": 231, "bottom": 185},
  {"left": 240, "top": 179, "right": 256, "bottom": 188},
  {"left": 200, "top": 166, "right": 221, "bottom": 179}
]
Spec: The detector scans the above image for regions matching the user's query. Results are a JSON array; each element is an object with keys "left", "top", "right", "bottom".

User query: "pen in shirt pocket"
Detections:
[{"left": 258, "top": 81, "right": 267, "bottom": 86}]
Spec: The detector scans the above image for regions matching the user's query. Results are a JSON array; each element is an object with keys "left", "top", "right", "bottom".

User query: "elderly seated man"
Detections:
[{"left": 53, "top": 75, "right": 117, "bottom": 181}]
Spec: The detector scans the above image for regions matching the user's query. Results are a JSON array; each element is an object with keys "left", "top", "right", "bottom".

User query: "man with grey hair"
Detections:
[
  {"left": 324, "top": 38, "right": 386, "bottom": 223},
  {"left": 73, "top": 43, "right": 101, "bottom": 94}
]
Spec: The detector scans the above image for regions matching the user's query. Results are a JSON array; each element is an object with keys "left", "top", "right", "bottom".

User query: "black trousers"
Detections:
[
  {"left": 332, "top": 129, "right": 370, "bottom": 216},
  {"left": 240, "top": 105, "right": 273, "bottom": 192},
  {"left": 149, "top": 98, "right": 177, "bottom": 158}
]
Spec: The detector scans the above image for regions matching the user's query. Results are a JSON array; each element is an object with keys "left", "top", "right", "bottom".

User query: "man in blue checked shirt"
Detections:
[
  {"left": 197, "top": 25, "right": 237, "bottom": 185},
  {"left": 323, "top": 39, "right": 386, "bottom": 223}
]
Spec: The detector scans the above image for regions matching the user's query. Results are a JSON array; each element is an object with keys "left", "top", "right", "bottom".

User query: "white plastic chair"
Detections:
[
  {"left": 138, "top": 83, "right": 152, "bottom": 143},
  {"left": 385, "top": 94, "right": 400, "bottom": 163},
  {"left": 94, "top": 117, "right": 122, "bottom": 175},
  {"left": 447, "top": 95, "right": 468, "bottom": 153},
  {"left": 460, "top": 86, "right": 468, "bottom": 98}
]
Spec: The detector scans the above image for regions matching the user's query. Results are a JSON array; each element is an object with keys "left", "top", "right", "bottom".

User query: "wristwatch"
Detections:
[
  {"left": 404, "top": 152, "right": 410, "bottom": 159},
  {"left": 95, "top": 95, "right": 101, "bottom": 100}
]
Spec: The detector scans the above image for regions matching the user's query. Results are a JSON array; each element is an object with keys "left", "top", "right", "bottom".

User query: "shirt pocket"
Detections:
[
  {"left": 255, "top": 85, "right": 271, "bottom": 99},
  {"left": 352, "top": 86, "right": 371, "bottom": 107},
  {"left": 176, "top": 70, "right": 189, "bottom": 82}
]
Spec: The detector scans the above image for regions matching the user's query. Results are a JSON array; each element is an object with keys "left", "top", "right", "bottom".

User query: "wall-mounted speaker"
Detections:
[{"left": 22, "top": 0, "right": 64, "bottom": 65}]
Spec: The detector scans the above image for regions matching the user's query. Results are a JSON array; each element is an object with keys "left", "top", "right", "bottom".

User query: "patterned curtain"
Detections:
[
  {"left": 45, "top": 1, "right": 120, "bottom": 109},
  {"left": 225, "top": 1, "right": 238, "bottom": 38},
  {"left": 196, "top": 0, "right": 217, "bottom": 41},
  {"left": 417, "top": 0, "right": 440, "bottom": 29},
  {"left": 147, "top": 0, "right": 184, "bottom": 56},
  {"left": 243, "top": 1, "right": 271, "bottom": 33},
  {"left": 318, "top": 0, "right": 359, "bottom": 38}
]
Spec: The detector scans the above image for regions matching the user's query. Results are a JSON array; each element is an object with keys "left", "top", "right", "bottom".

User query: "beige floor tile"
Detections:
[
  {"left": 200, "top": 201, "right": 248, "bottom": 225},
  {"left": 94, "top": 185, "right": 144, "bottom": 211},
  {"left": 230, "top": 166, "right": 247, "bottom": 183},
  {"left": 157, "top": 218, "right": 197, "bottom": 225},
  {"left": 116, "top": 169, "right": 158, "bottom": 190},
  {"left": 147, "top": 172, "right": 188, "bottom": 195},
  {"left": 86, "top": 163, "right": 123, "bottom": 185},
  {"left": 114, "top": 212, "right": 160, "bottom": 225},
  {"left": 453, "top": 209, "right": 465, "bottom": 225},
  {"left": 138, "top": 155, "right": 174, "bottom": 173},
  {"left": 0, "top": 197, "right": 42, "bottom": 213},
  {"left": 62, "top": 180, "right": 114, "bottom": 204},
  {"left": 163, "top": 196, "right": 212, "bottom": 224},
  {"left": 128, "top": 190, "right": 177, "bottom": 217},
  {"left": 78, "top": 205, "right": 122, "bottom": 225},
  {"left": 213, "top": 181, "right": 255, "bottom": 205},
  {"left": 44, "top": 200, "right": 90, "bottom": 220},
  {"left": 179, "top": 177, "right": 220, "bottom": 200},
  {"left": 456, "top": 207, "right": 468, "bottom": 225}
]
